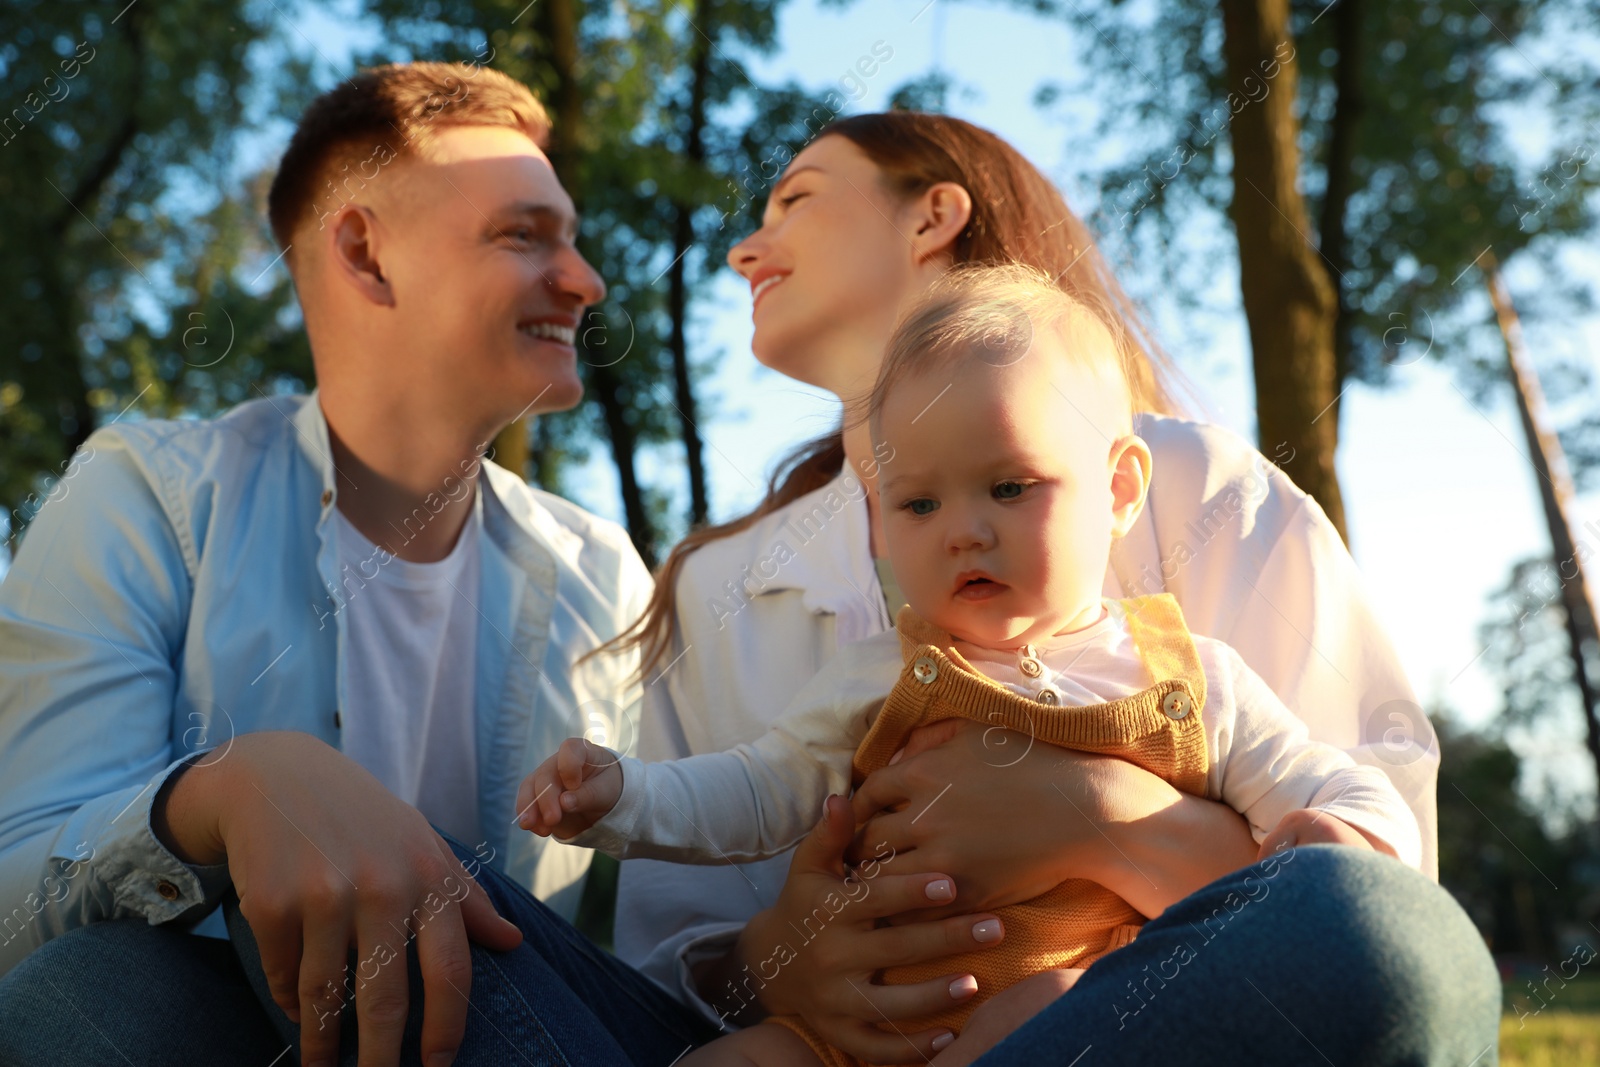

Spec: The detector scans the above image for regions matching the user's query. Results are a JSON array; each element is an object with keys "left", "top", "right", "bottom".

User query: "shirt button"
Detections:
[
  {"left": 333, "top": 710, "right": 342, "bottom": 729},
  {"left": 912, "top": 657, "right": 938, "bottom": 685},
  {"left": 156, "top": 880, "right": 180, "bottom": 901},
  {"left": 1036, "top": 687, "right": 1061, "bottom": 705},
  {"left": 1019, "top": 657, "right": 1043, "bottom": 678},
  {"left": 1163, "top": 690, "right": 1192, "bottom": 720},
  {"left": 321, "top": 489, "right": 334, "bottom": 507}
]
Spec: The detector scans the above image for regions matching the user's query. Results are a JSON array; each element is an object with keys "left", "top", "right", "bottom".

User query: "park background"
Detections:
[{"left": 3, "top": 0, "right": 1600, "bottom": 1060}]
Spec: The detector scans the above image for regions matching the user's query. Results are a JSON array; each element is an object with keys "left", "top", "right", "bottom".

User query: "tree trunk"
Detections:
[
  {"left": 668, "top": 0, "right": 713, "bottom": 528},
  {"left": 1317, "top": 0, "right": 1364, "bottom": 435},
  {"left": 1485, "top": 255, "right": 1600, "bottom": 791},
  {"left": 531, "top": 0, "right": 658, "bottom": 562},
  {"left": 1221, "top": 0, "right": 1348, "bottom": 542}
]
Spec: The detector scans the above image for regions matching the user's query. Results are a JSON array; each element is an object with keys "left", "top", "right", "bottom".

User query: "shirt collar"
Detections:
[{"left": 743, "top": 466, "right": 890, "bottom": 640}]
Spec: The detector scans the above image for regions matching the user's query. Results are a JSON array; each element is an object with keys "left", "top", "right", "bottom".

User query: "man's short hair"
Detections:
[{"left": 266, "top": 61, "right": 551, "bottom": 254}]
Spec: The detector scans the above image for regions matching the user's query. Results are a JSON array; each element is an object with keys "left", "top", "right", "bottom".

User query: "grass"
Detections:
[{"left": 1501, "top": 973, "right": 1600, "bottom": 1066}]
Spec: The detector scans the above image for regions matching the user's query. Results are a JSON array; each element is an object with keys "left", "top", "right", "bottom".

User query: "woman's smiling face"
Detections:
[{"left": 726, "top": 135, "right": 930, "bottom": 400}]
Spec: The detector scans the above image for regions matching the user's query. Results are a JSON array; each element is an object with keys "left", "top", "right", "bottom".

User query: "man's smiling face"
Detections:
[{"left": 374, "top": 125, "right": 606, "bottom": 425}]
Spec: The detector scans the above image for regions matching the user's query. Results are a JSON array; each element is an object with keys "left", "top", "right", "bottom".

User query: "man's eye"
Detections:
[
  {"left": 903, "top": 498, "right": 939, "bottom": 516},
  {"left": 993, "top": 481, "right": 1028, "bottom": 500}
]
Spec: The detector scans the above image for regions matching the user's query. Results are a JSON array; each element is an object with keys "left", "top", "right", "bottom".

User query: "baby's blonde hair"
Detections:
[{"left": 859, "top": 263, "right": 1138, "bottom": 436}]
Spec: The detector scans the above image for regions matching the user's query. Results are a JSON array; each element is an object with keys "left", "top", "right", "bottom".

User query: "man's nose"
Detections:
[{"left": 553, "top": 244, "right": 606, "bottom": 306}]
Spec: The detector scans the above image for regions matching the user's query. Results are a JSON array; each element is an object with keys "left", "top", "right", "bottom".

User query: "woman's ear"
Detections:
[
  {"left": 328, "top": 204, "right": 395, "bottom": 307},
  {"left": 904, "top": 181, "right": 973, "bottom": 266},
  {"left": 1109, "top": 433, "right": 1153, "bottom": 539}
]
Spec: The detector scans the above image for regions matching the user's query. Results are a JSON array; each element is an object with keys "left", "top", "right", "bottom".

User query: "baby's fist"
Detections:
[
  {"left": 516, "top": 737, "right": 624, "bottom": 840},
  {"left": 1256, "top": 808, "right": 1374, "bottom": 861}
]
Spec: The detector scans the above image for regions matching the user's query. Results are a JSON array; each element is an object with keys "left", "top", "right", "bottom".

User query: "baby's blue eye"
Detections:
[
  {"left": 993, "top": 481, "right": 1027, "bottom": 500},
  {"left": 905, "top": 498, "right": 939, "bottom": 516}
]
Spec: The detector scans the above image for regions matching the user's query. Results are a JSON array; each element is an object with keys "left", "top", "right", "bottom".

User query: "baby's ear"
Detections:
[{"left": 1109, "top": 433, "right": 1153, "bottom": 538}]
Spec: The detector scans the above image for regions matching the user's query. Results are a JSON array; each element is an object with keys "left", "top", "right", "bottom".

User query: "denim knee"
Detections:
[{"left": 1241, "top": 844, "right": 1500, "bottom": 1063}]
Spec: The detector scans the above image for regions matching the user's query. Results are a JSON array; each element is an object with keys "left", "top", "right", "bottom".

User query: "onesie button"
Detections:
[
  {"left": 1019, "top": 657, "right": 1043, "bottom": 678},
  {"left": 1036, "top": 687, "right": 1061, "bottom": 705},
  {"left": 912, "top": 657, "right": 938, "bottom": 684},
  {"left": 1163, "top": 690, "right": 1191, "bottom": 720}
]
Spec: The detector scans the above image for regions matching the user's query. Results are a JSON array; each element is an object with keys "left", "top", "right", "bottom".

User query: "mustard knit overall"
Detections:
[{"left": 767, "top": 593, "right": 1212, "bottom": 1067}]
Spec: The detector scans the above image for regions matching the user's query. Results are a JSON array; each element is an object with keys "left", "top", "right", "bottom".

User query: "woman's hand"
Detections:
[
  {"left": 930, "top": 968, "right": 1085, "bottom": 1067},
  {"left": 848, "top": 719, "right": 1260, "bottom": 919},
  {"left": 702, "top": 795, "right": 1008, "bottom": 1064}
]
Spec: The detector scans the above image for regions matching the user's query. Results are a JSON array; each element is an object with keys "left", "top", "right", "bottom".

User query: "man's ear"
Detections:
[
  {"left": 328, "top": 203, "right": 395, "bottom": 307},
  {"left": 1109, "top": 433, "right": 1153, "bottom": 539},
  {"left": 903, "top": 181, "right": 973, "bottom": 266}
]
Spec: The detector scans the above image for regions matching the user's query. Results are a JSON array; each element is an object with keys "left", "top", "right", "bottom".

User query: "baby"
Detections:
[{"left": 518, "top": 264, "right": 1422, "bottom": 1066}]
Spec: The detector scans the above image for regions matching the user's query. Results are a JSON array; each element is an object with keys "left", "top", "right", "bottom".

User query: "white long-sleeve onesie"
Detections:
[{"left": 574, "top": 603, "right": 1422, "bottom": 871}]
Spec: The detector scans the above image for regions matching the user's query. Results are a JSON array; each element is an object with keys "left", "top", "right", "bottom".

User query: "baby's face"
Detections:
[{"left": 875, "top": 330, "right": 1147, "bottom": 649}]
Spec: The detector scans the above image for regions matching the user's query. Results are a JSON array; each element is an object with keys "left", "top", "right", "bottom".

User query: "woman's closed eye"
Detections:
[{"left": 777, "top": 191, "right": 809, "bottom": 209}]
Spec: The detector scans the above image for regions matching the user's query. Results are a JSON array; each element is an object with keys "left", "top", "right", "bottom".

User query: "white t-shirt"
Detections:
[
  {"left": 578, "top": 599, "right": 1421, "bottom": 871},
  {"left": 333, "top": 505, "right": 482, "bottom": 847}
]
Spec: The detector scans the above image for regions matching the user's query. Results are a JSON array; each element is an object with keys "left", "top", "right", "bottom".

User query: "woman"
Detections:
[
  {"left": 600, "top": 112, "right": 1485, "bottom": 1063},
  {"left": 220, "top": 112, "right": 1495, "bottom": 1065}
]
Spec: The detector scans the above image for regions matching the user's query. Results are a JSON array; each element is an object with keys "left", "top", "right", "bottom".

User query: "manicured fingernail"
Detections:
[
  {"left": 931, "top": 1032, "right": 955, "bottom": 1051},
  {"left": 925, "top": 879, "right": 954, "bottom": 902},
  {"left": 949, "top": 975, "right": 978, "bottom": 999},
  {"left": 972, "top": 919, "right": 1002, "bottom": 943}
]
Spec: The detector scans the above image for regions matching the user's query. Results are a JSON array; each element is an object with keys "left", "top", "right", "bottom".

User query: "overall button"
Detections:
[
  {"left": 1036, "top": 687, "right": 1061, "bottom": 705},
  {"left": 1162, "top": 690, "right": 1191, "bottom": 720},
  {"left": 1019, "top": 657, "right": 1043, "bottom": 678},
  {"left": 912, "top": 657, "right": 938, "bottom": 684}
]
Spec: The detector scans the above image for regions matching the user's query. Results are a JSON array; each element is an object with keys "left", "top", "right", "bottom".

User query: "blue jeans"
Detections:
[{"left": 0, "top": 838, "right": 1498, "bottom": 1065}]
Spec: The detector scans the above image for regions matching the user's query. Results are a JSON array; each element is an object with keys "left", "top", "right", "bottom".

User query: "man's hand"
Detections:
[
  {"left": 1257, "top": 808, "right": 1384, "bottom": 860},
  {"left": 515, "top": 737, "right": 622, "bottom": 839},
  {"left": 154, "top": 731, "right": 523, "bottom": 1067}
]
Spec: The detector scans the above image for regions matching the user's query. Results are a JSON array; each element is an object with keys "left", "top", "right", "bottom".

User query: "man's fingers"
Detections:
[
  {"left": 412, "top": 889, "right": 474, "bottom": 1067},
  {"left": 352, "top": 911, "right": 411, "bottom": 1067},
  {"left": 297, "top": 909, "right": 354, "bottom": 1067},
  {"left": 242, "top": 897, "right": 305, "bottom": 1023},
  {"left": 439, "top": 835, "right": 522, "bottom": 952}
]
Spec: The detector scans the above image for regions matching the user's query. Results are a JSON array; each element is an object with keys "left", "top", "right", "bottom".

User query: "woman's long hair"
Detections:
[{"left": 599, "top": 111, "right": 1187, "bottom": 680}]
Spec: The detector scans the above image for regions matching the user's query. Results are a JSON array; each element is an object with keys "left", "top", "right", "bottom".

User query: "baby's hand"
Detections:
[
  {"left": 1256, "top": 807, "right": 1375, "bottom": 861},
  {"left": 515, "top": 737, "right": 624, "bottom": 840}
]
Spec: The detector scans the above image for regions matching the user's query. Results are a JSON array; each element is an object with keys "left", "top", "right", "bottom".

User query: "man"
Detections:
[{"left": 0, "top": 61, "right": 650, "bottom": 1066}]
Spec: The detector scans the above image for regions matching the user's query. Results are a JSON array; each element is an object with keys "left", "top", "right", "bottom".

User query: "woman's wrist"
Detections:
[
  {"left": 690, "top": 911, "right": 778, "bottom": 1027},
  {"left": 1096, "top": 792, "right": 1258, "bottom": 917},
  {"left": 151, "top": 752, "right": 228, "bottom": 867}
]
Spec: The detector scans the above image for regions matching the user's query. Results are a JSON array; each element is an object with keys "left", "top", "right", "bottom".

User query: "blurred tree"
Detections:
[
  {"left": 0, "top": 0, "right": 310, "bottom": 549},
  {"left": 1435, "top": 706, "right": 1593, "bottom": 957},
  {"left": 1029, "top": 0, "right": 1600, "bottom": 542}
]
